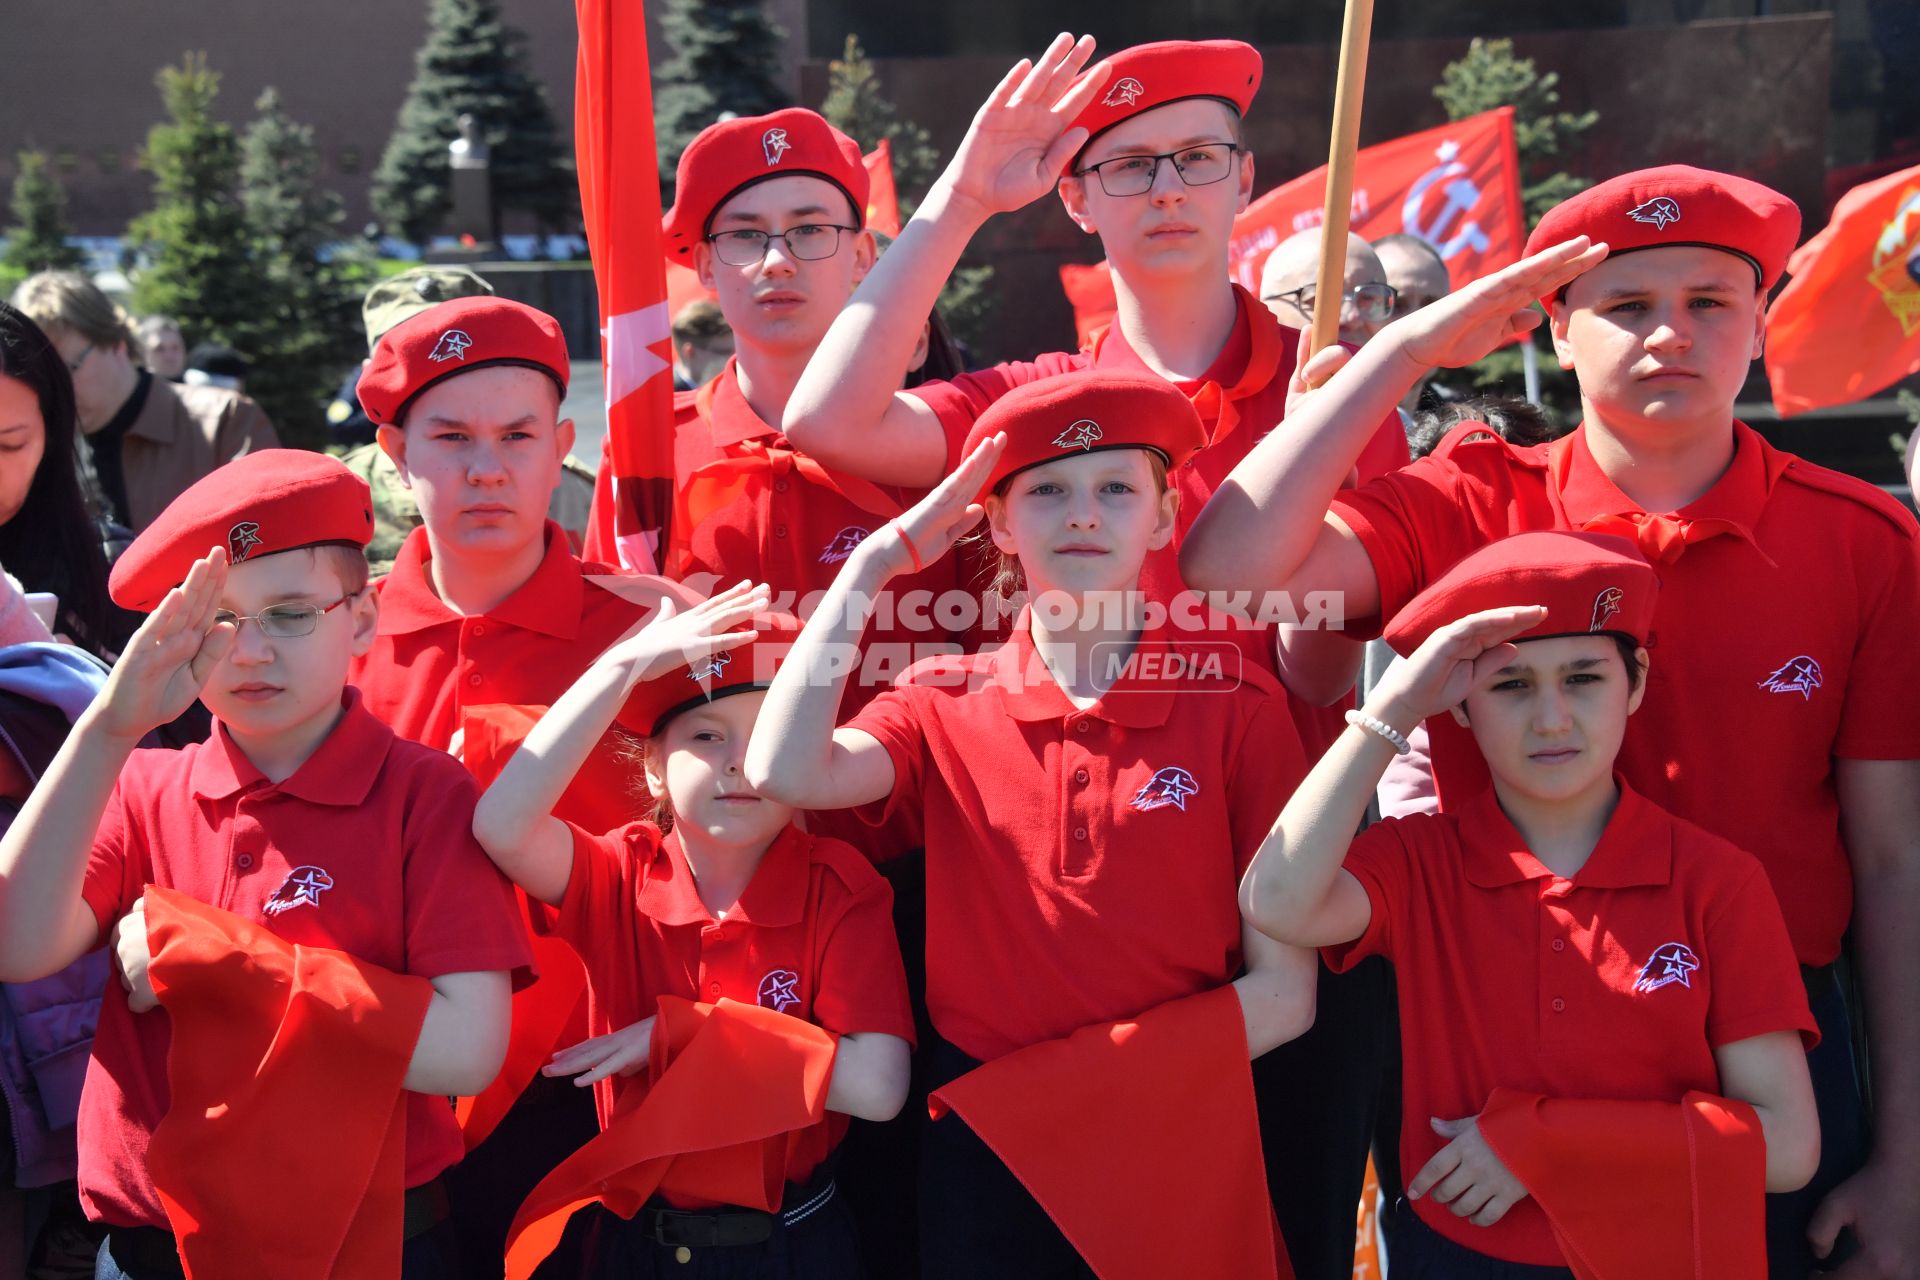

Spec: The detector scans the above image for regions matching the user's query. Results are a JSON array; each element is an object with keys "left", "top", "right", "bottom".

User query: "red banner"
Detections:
[
  {"left": 576, "top": 0, "right": 676, "bottom": 573},
  {"left": 1766, "top": 161, "right": 1920, "bottom": 416},
  {"left": 864, "top": 138, "right": 902, "bottom": 237},
  {"left": 1058, "top": 108, "right": 1526, "bottom": 339}
]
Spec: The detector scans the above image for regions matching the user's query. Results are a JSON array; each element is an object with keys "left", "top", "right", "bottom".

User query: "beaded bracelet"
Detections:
[{"left": 1344, "top": 709, "right": 1411, "bottom": 755}]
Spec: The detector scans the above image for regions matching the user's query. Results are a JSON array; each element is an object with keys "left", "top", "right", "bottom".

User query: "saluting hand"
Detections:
[
  {"left": 545, "top": 1017, "right": 657, "bottom": 1087},
  {"left": 1408, "top": 1113, "right": 1530, "bottom": 1228},
  {"left": 600, "top": 580, "right": 772, "bottom": 688},
  {"left": 860, "top": 432, "right": 1008, "bottom": 581},
  {"left": 1362, "top": 605, "right": 1550, "bottom": 736},
  {"left": 939, "top": 34, "right": 1108, "bottom": 221},
  {"left": 1385, "top": 237, "right": 1609, "bottom": 371},
  {"left": 93, "top": 548, "right": 236, "bottom": 742}
]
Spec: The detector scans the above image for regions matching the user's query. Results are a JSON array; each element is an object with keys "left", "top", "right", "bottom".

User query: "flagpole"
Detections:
[
  {"left": 1310, "top": 0, "right": 1376, "bottom": 359},
  {"left": 1522, "top": 339, "right": 1542, "bottom": 405}
]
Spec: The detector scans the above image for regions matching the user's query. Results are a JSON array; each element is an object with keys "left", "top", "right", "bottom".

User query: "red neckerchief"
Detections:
[
  {"left": 1090, "top": 286, "right": 1286, "bottom": 453},
  {"left": 1547, "top": 423, "right": 1786, "bottom": 565}
]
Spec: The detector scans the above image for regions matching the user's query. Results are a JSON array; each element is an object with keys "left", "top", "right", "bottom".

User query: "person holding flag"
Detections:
[{"left": 1184, "top": 165, "right": 1920, "bottom": 1277}]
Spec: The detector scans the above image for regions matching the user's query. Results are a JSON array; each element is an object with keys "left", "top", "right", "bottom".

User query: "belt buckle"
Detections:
[{"left": 650, "top": 1209, "right": 703, "bottom": 1249}]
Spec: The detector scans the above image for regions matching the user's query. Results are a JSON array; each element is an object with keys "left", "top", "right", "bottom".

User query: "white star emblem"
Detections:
[{"left": 602, "top": 302, "right": 673, "bottom": 409}]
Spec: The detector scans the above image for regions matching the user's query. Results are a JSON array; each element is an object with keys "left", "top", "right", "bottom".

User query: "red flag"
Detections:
[
  {"left": 1057, "top": 261, "right": 1117, "bottom": 350},
  {"left": 864, "top": 139, "right": 902, "bottom": 237},
  {"left": 577, "top": 0, "right": 677, "bottom": 573},
  {"left": 1766, "top": 162, "right": 1920, "bottom": 415},
  {"left": 1055, "top": 108, "right": 1526, "bottom": 342}
]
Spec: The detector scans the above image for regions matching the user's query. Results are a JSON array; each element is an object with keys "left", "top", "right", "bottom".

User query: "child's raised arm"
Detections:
[
  {"left": 1240, "top": 605, "right": 1546, "bottom": 949},
  {"left": 472, "top": 581, "right": 770, "bottom": 906},
  {"left": 746, "top": 434, "right": 1006, "bottom": 810},
  {"left": 0, "top": 550, "right": 235, "bottom": 982}
]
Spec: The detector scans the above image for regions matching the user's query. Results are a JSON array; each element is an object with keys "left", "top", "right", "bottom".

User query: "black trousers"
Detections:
[
  {"left": 1766, "top": 961, "right": 1872, "bottom": 1276},
  {"left": 1255, "top": 955, "right": 1395, "bottom": 1280},
  {"left": 442, "top": 1068, "right": 600, "bottom": 1280},
  {"left": 1384, "top": 1204, "right": 1575, "bottom": 1279},
  {"left": 553, "top": 1180, "right": 863, "bottom": 1279}
]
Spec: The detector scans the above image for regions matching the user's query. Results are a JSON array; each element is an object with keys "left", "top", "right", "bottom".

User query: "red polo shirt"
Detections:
[
  {"left": 351, "top": 522, "right": 655, "bottom": 836},
  {"left": 844, "top": 611, "right": 1306, "bottom": 1062},
  {"left": 553, "top": 819, "right": 913, "bottom": 1201},
  {"left": 910, "top": 288, "right": 1409, "bottom": 674},
  {"left": 1332, "top": 422, "right": 1920, "bottom": 964},
  {"left": 77, "top": 691, "right": 532, "bottom": 1230},
  {"left": 1324, "top": 780, "right": 1814, "bottom": 1267}
]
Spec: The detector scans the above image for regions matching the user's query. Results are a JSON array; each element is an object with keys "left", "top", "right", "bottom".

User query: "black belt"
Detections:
[
  {"left": 641, "top": 1177, "right": 838, "bottom": 1250},
  {"left": 105, "top": 1177, "right": 451, "bottom": 1277}
]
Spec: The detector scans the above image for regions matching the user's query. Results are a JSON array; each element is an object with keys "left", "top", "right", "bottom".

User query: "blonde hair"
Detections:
[{"left": 10, "top": 271, "right": 135, "bottom": 352}]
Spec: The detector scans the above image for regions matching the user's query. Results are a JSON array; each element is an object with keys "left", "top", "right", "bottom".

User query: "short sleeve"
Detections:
[
  {"left": 1834, "top": 528, "right": 1920, "bottom": 760},
  {"left": 1226, "top": 693, "right": 1307, "bottom": 875},
  {"left": 905, "top": 354, "right": 1087, "bottom": 475},
  {"left": 810, "top": 869, "right": 916, "bottom": 1045},
  {"left": 399, "top": 762, "right": 534, "bottom": 980},
  {"left": 81, "top": 778, "right": 143, "bottom": 946},
  {"left": 555, "top": 819, "right": 650, "bottom": 954},
  {"left": 1703, "top": 858, "right": 1819, "bottom": 1051},
  {"left": 1319, "top": 819, "right": 1415, "bottom": 972},
  {"left": 842, "top": 685, "right": 931, "bottom": 827}
]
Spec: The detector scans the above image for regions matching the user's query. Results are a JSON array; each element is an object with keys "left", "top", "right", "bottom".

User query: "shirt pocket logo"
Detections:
[{"left": 1632, "top": 941, "right": 1701, "bottom": 994}]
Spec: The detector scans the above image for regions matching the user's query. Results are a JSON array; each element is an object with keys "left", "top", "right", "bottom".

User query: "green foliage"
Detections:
[
  {"left": 372, "top": 0, "right": 573, "bottom": 244},
  {"left": 1435, "top": 37, "right": 1599, "bottom": 226},
  {"left": 819, "top": 33, "right": 997, "bottom": 352},
  {"left": 239, "top": 88, "right": 372, "bottom": 448},
  {"left": 4, "top": 149, "right": 87, "bottom": 279},
  {"left": 656, "top": 0, "right": 788, "bottom": 189},
  {"left": 1435, "top": 38, "right": 1598, "bottom": 417},
  {"left": 127, "top": 55, "right": 268, "bottom": 351}
]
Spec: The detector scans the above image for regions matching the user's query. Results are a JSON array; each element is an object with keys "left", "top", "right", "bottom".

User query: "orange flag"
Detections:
[
  {"left": 1476, "top": 1088, "right": 1767, "bottom": 1280},
  {"left": 577, "top": 0, "right": 677, "bottom": 573},
  {"left": 1056, "top": 108, "right": 1526, "bottom": 341},
  {"left": 143, "top": 887, "right": 433, "bottom": 1280},
  {"left": 864, "top": 139, "right": 902, "bottom": 237},
  {"left": 1766, "top": 162, "right": 1920, "bottom": 415},
  {"left": 928, "top": 987, "right": 1288, "bottom": 1280}
]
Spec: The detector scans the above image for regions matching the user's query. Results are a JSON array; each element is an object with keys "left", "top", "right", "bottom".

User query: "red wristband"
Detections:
[{"left": 893, "top": 523, "right": 924, "bottom": 574}]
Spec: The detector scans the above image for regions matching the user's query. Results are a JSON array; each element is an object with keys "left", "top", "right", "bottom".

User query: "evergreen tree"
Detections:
[
  {"left": 372, "top": 0, "right": 573, "bottom": 245},
  {"left": 127, "top": 55, "right": 271, "bottom": 353},
  {"left": 1434, "top": 38, "right": 1599, "bottom": 224},
  {"left": 656, "top": 0, "right": 788, "bottom": 187},
  {"left": 819, "top": 33, "right": 996, "bottom": 354},
  {"left": 3, "top": 149, "right": 87, "bottom": 279},
  {"left": 240, "top": 88, "right": 371, "bottom": 449}
]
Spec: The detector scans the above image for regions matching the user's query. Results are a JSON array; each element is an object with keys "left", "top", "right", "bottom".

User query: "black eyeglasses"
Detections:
[
  {"left": 1263, "top": 282, "right": 1399, "bottom": 325},
  {"left": 213, "top": 592, "right": 360, "bottom": 639},
  {"left": 63, "top": 343, "right": 95, "bottom": 374},
  {"left": 705, "top": 224, "right": 858, "bottom": 266},
  {"left": 1073, "top": 143, "right": 1241, "bottom": 197}
]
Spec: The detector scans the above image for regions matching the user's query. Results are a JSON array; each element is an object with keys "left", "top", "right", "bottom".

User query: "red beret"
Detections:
[
  {"left": 662, "top": 109, "right": 869, "bottom": 262},
  {"left": 963, "top": 371, "right": 1205, "bottom": 498},
  {"left": 1383, "top": 531, "right": 1658, "bottom": 658},
  {"left": 110, "top": 450, "right": 374, "bottom": 612},
  {"left": 616, "top": 613, "right": 804, "bottom": 738},
  {"left": 359, "top": 296, "right": 569, "bottom": 427},
  {"left": 1069, "top": 40, "right": 1262, "bottom": 158},
  {"left": 1526, "top": 165, "right": 1801, "bottom": 293}
]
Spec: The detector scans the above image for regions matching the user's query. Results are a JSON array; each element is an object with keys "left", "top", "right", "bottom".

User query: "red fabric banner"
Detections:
[
  {"left": 576, "top": 0, "right": 677, "bottom": 573},
  {"left": 1766, "top": 161, "right": 1920, "bottom": 415},
  {"left": 1059, "top": 108, "right": 1526, "bottom": 339},
  {"left": 864, "top": 139, "right": 902, "bottom": 237}
]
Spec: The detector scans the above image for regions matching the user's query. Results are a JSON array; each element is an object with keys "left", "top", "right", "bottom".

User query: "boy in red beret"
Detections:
[
  {"left": 1188, "top": 165, "right": 1920, "bottom": 1275},
  {"left": 350, "top": 294, "right": 674, "bottom": 1275},
  {"left": 1242, "top": 530, "right": 1819, "bottom": 1277},
  {"left": 0, "top": 449, "right": 531, "bottom": 1277},
  {"left": 470, "top": 588, "right": 914, "bottom": 1277}
]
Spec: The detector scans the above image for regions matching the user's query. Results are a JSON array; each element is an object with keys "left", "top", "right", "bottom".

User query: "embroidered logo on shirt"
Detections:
[
  {"left": 1589, "top": 586, "right": 1623, "bottom": 632},
  {"left": 757, "top": 968, "right": 801, "bottom": 1012},
  {"left": 262, "top": 865, "right": 335, "bottom": 916},
  {"left": 228, "top": 521, "right": 264, "bottom": 563},
  {"left": 820, "top": 526, "right": 871, "bottom": 564},
  {"left": 1632, "top": 941, "right": 1700, "bottom": 993},
  {"left": 687, "top": 652, "right": 732, "bottom": 682},
  {"left": 428, "top": 329, "right": 473, "bottom": 362},
  {"left": 1052, "top": 419, "right": 1104, "bottom": 451},
  {"left": 1626, "top": 197, "right": 1682, "bottom": 231},
  {"left": 762, "top": 128, "right": 792, "bottom": 166},
  {"left": 1102, "top": 77, "right": 1145, "bottom": 108},
  {"left": 1758, "top": 655, "right": 1822, "bottom": 700},
  {"left": 1131, "top": 765, "right": 1199, "bottom": 812}
]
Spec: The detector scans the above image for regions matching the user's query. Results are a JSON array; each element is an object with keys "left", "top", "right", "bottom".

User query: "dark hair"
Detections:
[
  {"left": 1611, "top": 633, "right": 1646, "bottom": 692},
  {"left": 1408, "top": 395, "right": 1567, "bottom": 459},
  {"left": 0, "top": 302, "right": 128, "bottom": 655},
  {"left": 906, "top": 309, "right": 967, "bottom": 388}
]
